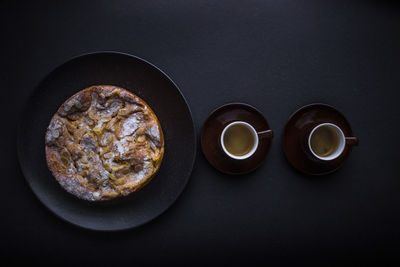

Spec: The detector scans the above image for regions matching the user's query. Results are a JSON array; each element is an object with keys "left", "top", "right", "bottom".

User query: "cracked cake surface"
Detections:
[{"left": 45, "top": 85, "right": 164, "bottom": 201}]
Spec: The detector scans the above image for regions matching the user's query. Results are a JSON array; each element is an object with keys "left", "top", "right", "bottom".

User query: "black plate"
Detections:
[{"left": 17, "top": 52, "right": 196, "bottom": 231}]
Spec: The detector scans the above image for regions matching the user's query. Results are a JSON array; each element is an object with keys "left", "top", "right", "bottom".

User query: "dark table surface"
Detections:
[{"left": 1, "top": 0, "right": 400, "bottom": 265}]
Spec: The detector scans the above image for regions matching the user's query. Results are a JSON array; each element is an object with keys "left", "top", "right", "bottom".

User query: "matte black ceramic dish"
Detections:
[
  {"left": 17, "top": 52, "right": 196, "bottom": 231},
  {"left": 201, "top": 103, "right": 273, "bottom": 175},
  {"left": 283, "top": 103, "right": 358, "bottom": 175}
]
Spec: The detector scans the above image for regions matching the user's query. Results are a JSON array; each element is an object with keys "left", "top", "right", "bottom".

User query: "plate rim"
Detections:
[{"left": 16, "top": 51, "right": 197, "bottom": 231}]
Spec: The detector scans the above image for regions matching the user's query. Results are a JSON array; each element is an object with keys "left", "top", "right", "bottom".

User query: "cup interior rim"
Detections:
[
  {"left": 308, "top": 123, "right": 345, "bottom": 161},
  {"left": 220, "top": 121, "right": 258, "bottom": 160}
]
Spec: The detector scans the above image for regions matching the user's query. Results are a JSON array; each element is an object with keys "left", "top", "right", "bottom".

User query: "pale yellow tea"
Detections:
[
  {"left": 223, "top": 124, "right": 254, "bottom": 156},
  {"left": 310, "top": 126, "right": 339, "bottom": 157}
]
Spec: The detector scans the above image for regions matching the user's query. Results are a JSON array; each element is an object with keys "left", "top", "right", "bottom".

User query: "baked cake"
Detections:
[{"left": 45, "top": 85, "right": 164, "bottom": 201}]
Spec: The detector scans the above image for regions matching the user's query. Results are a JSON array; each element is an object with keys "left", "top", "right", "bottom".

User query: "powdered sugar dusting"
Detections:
[
  {"left": 121, "top": 113, "right": 141, "bottom": 137},
  {"left": 146, "top": 124, "right": 161, "bottom": 147},
  {"left": 56, "top": 175, "right": 98, "bottom": 201},
  {"left": 125, "top": 161, "right": 152, "bottom": 186},
  {"left": 115, "top": 140, "right": 125, "bottom": 155},
  {"left": 45, "top": 118, "right": 63, "bottom": 145}
]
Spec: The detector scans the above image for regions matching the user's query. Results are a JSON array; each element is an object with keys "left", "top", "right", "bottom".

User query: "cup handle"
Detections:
[
  {"left": 345, "top": 136, "right": 359, "bottom": 146},
  {"left": 257, "top": 129, "right": 273, "bottom": 139}
]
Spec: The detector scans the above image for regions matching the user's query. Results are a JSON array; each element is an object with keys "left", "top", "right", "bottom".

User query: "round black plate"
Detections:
[{"left": 17, "top": 52, "right": 196, "bottom": 231}]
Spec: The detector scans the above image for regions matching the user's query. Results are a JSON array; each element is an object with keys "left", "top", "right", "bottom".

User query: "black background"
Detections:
[{"left": 1, "top": 0, "right": 400, "bottom": 265}]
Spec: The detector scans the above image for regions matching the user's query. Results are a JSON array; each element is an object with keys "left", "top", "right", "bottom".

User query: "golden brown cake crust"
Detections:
[{"left": 45, "top": 85, "right": 164, "bottom": 201}]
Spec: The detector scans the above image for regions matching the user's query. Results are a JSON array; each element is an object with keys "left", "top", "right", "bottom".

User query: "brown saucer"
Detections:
[
  {"left": 201, "top": 103, "right": 273, "bottom": 175},
  {"left": 283, "top": 103, "right": 359, "bottom": 175}
]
